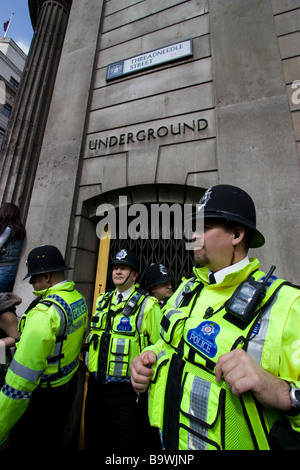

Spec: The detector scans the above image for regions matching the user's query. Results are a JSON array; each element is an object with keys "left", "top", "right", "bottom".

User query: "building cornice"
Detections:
[{"left": 0, "top": 37, "right": 27, "bottom": 61}]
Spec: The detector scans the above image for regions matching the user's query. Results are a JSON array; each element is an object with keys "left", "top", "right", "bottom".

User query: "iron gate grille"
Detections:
[{"left": 106, "top": 224, "right": 195, "bottom": 292}]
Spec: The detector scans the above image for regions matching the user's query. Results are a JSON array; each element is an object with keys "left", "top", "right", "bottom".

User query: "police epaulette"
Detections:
[
  {"left": 23, "top": 295, "right": 44, "bottom": 313},
  {"left": 180, "top": 282, "right": 204, "bottom": 307},
  {"left": 136, "top": 287, "right": 147, "bottom": 297},
  {"left": 97, "top": 291, "right": 114, "bottom": 310},
  {"left": 161, "top": 315, "right": 170, "bottom": 332}
]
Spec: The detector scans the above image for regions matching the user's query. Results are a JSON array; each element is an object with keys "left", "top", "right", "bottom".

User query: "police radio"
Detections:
[
  {"left": 122, "top": 292, "right": 141, "bottom": 316},
  {"left": 225, "top": 265, "right": 276, "bottom": 323}
]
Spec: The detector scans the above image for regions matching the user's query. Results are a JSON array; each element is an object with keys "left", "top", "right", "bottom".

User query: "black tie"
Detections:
[
  {"left": 209, "top": 273, "right": 216, "bottom": 285},
  {"left": 117, "top": 293, "right": 123, "bottom": 304}
]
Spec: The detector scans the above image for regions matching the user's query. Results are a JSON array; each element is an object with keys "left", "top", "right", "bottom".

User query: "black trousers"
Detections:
[
  {"left": 84, "top": 376, "right": 161, "bottom": 452},
  {"left": 8, "top": 373, "right": 78, "bottom": 450}
]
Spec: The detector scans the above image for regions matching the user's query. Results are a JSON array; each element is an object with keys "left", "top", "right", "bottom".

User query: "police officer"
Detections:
[
  {"left": 84, "top": 249, "right": 162, "bottom": 452},
  {"left": 0, "top": 245, "right": 88, "bottom": 450},
  {"left": 145, "top": 262, "right": 174, "bottom": 307},
  {"left": 131, "top": 185, "right": 300, "bottom": 450}
]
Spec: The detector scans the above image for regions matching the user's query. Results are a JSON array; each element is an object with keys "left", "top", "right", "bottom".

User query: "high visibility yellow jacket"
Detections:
[
  {"left": 0, "top": 281, "right": 88, "bottom": 445},
  {"left": 147, "top": 258, "right": 300, "bottom": 450},
  {"left": 85, "top": 284, "right": 162, "bottom": 383}
]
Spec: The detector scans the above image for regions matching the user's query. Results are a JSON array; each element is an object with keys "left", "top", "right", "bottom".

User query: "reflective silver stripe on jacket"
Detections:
[
  {"left": 9, "top": 355, "right": 79, "bottom": 384},
  {"left": 246, "top": 291, "right": 280, "bottom": 364},
  {"left": 188, "top": 375, "right": 211, "bottom": 450},
  {"left": 157, "top": 350, "right": 166, "bottom": 361},
  {"left": 246, "top": 275, "right": 280, "bottom": 364},
  {"left": 173, "top": 278, "right": 197, "bottom": 308},
  {"left": 111, "top": 338, "right": 127, "bottom": 377},
  {"left": 9, "top": 358, "right": 43, "bottom": 382},
  {"left": 47, "top": 303, "right": 67, "bottom": 364},
  {"left": 136, "top": 296, "right": 148, "bottom": 332}
]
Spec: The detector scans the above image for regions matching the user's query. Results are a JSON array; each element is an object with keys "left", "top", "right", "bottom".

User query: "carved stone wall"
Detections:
[{"left": 8, "top": 0, "right": 300, "bottom": 310}]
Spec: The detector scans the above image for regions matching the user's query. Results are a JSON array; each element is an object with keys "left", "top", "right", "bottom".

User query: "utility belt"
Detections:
[
  {"left": 90, "top": 372, "right": 131, "bottom": 385},
  {"left": 36, "top": 369, "right": 78, "bottom": 393}
]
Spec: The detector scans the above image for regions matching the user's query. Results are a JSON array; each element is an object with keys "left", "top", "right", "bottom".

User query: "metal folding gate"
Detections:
[{"left": 106, "top": 225, "right": 195, "bottom": 292}]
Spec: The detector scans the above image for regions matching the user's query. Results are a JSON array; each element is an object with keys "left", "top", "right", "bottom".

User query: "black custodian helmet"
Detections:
[
  {"left": 111, "top": 249, "right": 139, "bottom": 271},
  {"left": 24, "top": 245, "right": 72, "bottom": 280},
  {"left": 194, "top": 185, "right": 265, "bottom": 248},
  {"left": 145, "top": 263, "right": 174, "bottom": 290}
]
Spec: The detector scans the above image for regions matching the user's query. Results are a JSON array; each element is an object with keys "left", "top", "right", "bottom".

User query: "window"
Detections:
[
  {"left": 1, "top": 104, "right": 12, "bottom": 118},
  {"left": 9, "top": 76, "right": 20, "bottom": 90}
]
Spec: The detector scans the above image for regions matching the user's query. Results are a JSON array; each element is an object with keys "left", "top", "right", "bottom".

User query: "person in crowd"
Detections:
[
  {"left": 84, "top": 248, "right": 162, "bottom": 452},
  {"left": 131, "top": 184, "right": 300, "bottom": 450},
  {"left": 0, "top": 293, "right": 21, "bottom": 387},
  {"left": 144, "top": 262, "right": 174, "bottom": 307},
  {"left": 0, "top": 203, "right": 26, "bottom": 292},
  {"left": 0, "top": 245, "right": 88, "bottom": 450}
]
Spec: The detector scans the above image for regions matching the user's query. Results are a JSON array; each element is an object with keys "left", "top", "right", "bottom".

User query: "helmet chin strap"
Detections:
[
  {"left": 117, "top": 268, "right": 133, "bottom": 288},
  {"left": 230, "top": 246, "right": 236, "bottom": 266}
]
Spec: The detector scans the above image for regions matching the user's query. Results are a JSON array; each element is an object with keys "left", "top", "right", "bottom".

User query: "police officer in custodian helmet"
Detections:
[
  {"left": 145, "top": 262, "right": 174, "bottom": 307},
  {"left": 0, "top": 245, "right": 88, "bottom": 450},
  {"left": 131, "top": 184, "right": 300, "bottom": 450},
  {"left": 84, "top": 248, "right": 162, "bottom": 452}
]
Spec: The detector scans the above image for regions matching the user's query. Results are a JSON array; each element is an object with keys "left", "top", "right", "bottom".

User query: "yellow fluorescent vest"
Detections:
[
  {"left": 0, "top": 281, "right": 88, "bottom": 445},
  {"left": 147, "top": 258, "right": 300, "bottom": 450},
  {"left": 85, "top": 284, "right": 162, "bottom": 383}
]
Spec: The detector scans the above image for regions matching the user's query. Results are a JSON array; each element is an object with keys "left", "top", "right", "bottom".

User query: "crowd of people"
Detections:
[{"left": 0, "top": 184, "right": 300, "bottom": 451}]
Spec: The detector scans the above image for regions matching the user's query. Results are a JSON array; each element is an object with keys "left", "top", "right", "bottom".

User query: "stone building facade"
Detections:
[
  {"left": 0, "top": 38, "right": 26, "bottom": 150},
  {"left": 1, "top": 0, "right": 299, "bottom": 311}
]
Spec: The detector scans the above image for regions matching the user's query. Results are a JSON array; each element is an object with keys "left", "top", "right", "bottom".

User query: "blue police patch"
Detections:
[
  {"left": 70, "top": 298, "right": 87, "bottom": 320},
  {"left": 117, "top": 316, "right": 132, "bottom": 332},
  {"left": 187, "top": 321, "right": 220, "bottom": 358}
]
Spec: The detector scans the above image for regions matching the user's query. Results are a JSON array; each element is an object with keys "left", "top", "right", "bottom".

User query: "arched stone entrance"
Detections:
[{"left": 73, "top": 183, "right": 206, "bottom": 312}]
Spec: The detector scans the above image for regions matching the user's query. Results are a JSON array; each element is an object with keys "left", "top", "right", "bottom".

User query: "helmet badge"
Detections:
[
  {"left": 197, "top": 187, "right": 212, "bottom": 215},
  {"left": 116, "top": 249, "right": 128, "bottom": 260},
  {"left": 159, "top": 264, "right": 168, "bottom": 275}
]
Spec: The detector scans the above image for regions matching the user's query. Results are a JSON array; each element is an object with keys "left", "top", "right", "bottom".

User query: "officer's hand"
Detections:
[
  {"left": 215, "top": 349, "right": 291, "bottom": 411},
  {"left": 130, "top": 351, "right": 157, "bottom": 393}
]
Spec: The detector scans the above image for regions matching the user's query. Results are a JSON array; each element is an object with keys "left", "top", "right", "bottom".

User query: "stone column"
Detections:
[
  {"left": 0, "top": 0, "right": 72, "bottom": 220},
  {"left": 12, "top": 0, "right": 105, "bottom": 309}
]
